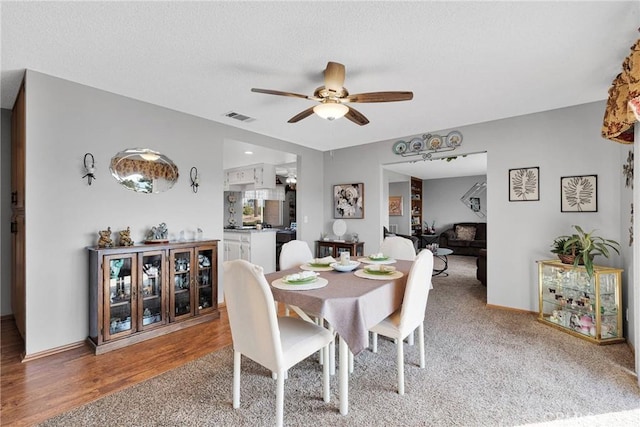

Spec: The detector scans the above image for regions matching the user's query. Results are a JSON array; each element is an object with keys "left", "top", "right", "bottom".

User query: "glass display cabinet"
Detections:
[
  {"left": 89, "top": 240, "right": 219, "bottom": 354},
  {"left": 138, "top": 250, "right": 166, "bottom": 330},
  {"left": 537, "top": 260, "right": 624, "bottom": 345}
]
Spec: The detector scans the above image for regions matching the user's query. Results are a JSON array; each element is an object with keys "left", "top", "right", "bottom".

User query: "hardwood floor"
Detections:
[{"left": 1, "top": 309, "right": 232, "bottom": 426}]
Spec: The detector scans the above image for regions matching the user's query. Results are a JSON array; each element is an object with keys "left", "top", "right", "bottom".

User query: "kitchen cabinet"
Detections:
[
  {"left": 88, "top": 240, "right": 219, "bottom": 354},
  {"left": 223, "top": 231, "right": 276, "bottom": 273},
  {"left": 225, "top": 163, "right": 276, "bottom": 189}
]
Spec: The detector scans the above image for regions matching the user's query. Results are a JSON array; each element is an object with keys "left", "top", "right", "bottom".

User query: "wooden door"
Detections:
[{"left": 11, "top": 80, "right": 25, "bottom": 340}]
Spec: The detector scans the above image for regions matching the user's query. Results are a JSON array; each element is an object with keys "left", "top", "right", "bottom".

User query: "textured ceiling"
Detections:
[{"left": 1, "top": 1, "right": 638, "bottom": 153}]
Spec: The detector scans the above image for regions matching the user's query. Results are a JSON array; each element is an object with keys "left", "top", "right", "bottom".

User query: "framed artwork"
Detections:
[
  {"left": 561, "top": 175, "right": 597, "bottom": 212},
  {"left": 509, "top": 167, "right": 539, "bottom": 201},
  {"left": 334, "top": 183, "right": 364, "bottom": 219},
  {"left": 389, "top": 196, "right": 403, "bottom": 216}
]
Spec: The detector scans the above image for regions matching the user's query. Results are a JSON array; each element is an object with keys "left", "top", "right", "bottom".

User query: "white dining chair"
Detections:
[
  {"left": 377, "top": 235, "right": 419, "bottom": 345},
  {"left": 378, "top": 236, "right": 417, "bottom": 261},
  {"left": 279, "top": 239, "right": 330, "bottom": 366},
  {"left": 279, "top": 240, "right": 314, "bottom": 316},
  {"left": 223, "top": 259, "right": 333, "bottom": 427},
  {"left": 279, "top": 239, "right": 314, "bottom": 270},
  {"left": 368, "top": 249, "right": 434, "bottom": 395}
]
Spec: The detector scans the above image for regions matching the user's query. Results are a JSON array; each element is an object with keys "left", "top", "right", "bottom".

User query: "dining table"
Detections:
[{"left": 265, "top": 258, "right": 413, "bottom": 415}]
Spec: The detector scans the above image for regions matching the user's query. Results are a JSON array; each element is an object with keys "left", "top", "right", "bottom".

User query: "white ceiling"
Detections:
[{"left": 1, "top": 1, "right": 638, "bottom": 155}]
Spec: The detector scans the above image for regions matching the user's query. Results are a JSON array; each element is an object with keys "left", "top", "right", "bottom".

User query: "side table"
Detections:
[
  {"left": 316, "top": 240, "right": 364, "bottom": 258},
  {"left": 431, "top": 247, "right": 453, "bottom": 276}
]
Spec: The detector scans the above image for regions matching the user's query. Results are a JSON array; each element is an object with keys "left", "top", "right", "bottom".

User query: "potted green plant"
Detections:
[{"left": 550, "top": 225, "right": 620, "bottom": 277}]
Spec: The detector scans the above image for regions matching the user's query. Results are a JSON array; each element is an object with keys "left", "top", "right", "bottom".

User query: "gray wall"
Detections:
[
  {"left": 1, "top": 109, "right": 11, "bottom": 315},
  {"left": 8, "top": 70, "right": 324, "bottom": 357},
  {"left": 422, "top": 174, "right": 487, "bottom": 234},
  {"left": 323, "top": 101, "right": 627, "bottom": 329}
]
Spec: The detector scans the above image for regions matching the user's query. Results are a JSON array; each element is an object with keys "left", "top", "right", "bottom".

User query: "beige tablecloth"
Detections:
[{"left": 266, "top": 260, "right": 412, "bottom": 355}]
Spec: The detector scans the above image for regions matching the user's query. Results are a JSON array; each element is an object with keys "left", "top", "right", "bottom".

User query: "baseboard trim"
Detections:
[
  {"left": 21, "top": 340, "right": 88, "bottom": 363},
  {"left": 485, "top": 303, "right": 536, "bottom": 315}
]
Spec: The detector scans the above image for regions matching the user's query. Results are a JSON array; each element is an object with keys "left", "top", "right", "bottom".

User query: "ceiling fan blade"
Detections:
[
  {"left": 251, "top": 88, "right": 312, "bottom": 100},
  {"left": 288, "top": 106, "right": 316, "bottom": 123},
  {"left": 343, "top": 91, "right": 414, "bottom": 103},
  {"left": 324, "top": 62, "right": 346, "bottom": 92},
  {"left": 344, "top": 106, "right": 370, "bottom": 126}
]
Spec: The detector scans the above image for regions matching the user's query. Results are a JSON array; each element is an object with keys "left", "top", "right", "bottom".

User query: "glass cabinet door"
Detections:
[
  {"left": 170, "top": 248, "right": 194, "bottom": 320},
  {"left": 138, "top": 250, "right": 166, "bottom": 330},
  {"left": 196, "top": 245, "right": 216, "bottom": 314},
  {"left": 104, "top": 254, "right": 137, "bottom": 339}
]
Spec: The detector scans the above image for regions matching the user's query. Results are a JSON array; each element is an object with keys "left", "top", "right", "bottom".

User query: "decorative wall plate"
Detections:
[
  {"left": 445, "top": 131, "right": 463, "bottom": 147},
  {"left": 392, "top": 140, "right": 408, "bottom": 154},
  {"left": 227, "top": 194, "right": 237, "bottom": 203},
  {"left": 427, "top": 135, "right": 443, "bottom": 150},
  {"left": 410, "top": 137, "right": 424, "bottom": 152}
]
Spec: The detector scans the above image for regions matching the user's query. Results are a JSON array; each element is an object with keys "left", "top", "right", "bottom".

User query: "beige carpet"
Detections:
[{"left": 40, "top": 256, "right": 639, "bottom": 426}]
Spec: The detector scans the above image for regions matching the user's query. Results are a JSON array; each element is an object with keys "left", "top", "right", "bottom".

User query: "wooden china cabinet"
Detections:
[{"left": 88, "top": 240, "right": 219, "bottom": 354}]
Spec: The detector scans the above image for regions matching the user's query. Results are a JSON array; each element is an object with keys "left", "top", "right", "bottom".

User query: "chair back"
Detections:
[
  {"left": 279, "top": 240, "right": 313, "bottom": 270},
  {"left": 379, "top": 236, "right": 417, "bottom": 261},
  {"left": 399, "top": 249, "right": 434, "bottom": 334},
  {"left": 223, "top": 259, "right": 282, "bottom": 371}
]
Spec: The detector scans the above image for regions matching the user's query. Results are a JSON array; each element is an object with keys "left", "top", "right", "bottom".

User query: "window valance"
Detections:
[{"left": 602, "top": 38, "right": 640, "bottom": 144}]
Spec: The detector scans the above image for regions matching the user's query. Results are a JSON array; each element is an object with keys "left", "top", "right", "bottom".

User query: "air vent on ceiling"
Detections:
[{"left": 224, "top": 111, "right": 255, "bottom": 123}]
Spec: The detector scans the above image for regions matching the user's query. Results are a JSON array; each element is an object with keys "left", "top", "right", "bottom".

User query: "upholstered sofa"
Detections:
[
  {"left": 383, "top": 226, "right": 420, "bottom": 252},
  {"left": 438, "top": 222, "right": 487, "bottom": 256}
]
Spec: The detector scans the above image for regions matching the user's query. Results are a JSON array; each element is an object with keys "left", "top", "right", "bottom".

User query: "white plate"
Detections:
[
  {"left": 271, "top": 277, "right": 328, "bottom": 290},
  {"left": 354, "top": 270, "right": 404, "bottom": 281},
  {"left": 300, "top": 264, "right": 333, "bottom": 272},
  {"left": 357, "top": 257, "right": 397, "bottom": 265}
]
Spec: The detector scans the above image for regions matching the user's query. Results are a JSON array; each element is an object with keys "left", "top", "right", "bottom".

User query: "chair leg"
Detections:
[
  {"left": 348, "top": 349, "right": 354, "bottom": 373},
  {"left": 407, "top": 329, "right": 414, "bottom": 346},
  {"left": 323, "top": 345, "right": 330, "bottom": 403},
  {"left": 276, "top": 369, "right": 285, "bottom": 427},
  {"left": 418, "top": 322, "right": 425, "bottom": 369},
  {"left": 397, "top": 338, "right": 405, "bottom": 395},
  {"left": 233, "top": 350, "right": 241, "bottom": 408},
  {"left": 372, "top": 332, "right": 378, "bottom": 353}
]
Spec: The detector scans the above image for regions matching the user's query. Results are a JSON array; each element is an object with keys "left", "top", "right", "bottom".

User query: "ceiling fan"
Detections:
[{"left": 251, "top": 61, "right": 413, "bottom": 126}]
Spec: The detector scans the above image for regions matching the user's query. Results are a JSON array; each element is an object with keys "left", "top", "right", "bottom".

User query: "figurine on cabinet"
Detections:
[
  {"left": 118, "top": 227, "right": 134, "bottom": 246},
  {"left": 98, "top": 227, "right": 113, "bottom": 248},
  {"left": 145, "top": 222, "right": 169, "bottom": 242}
]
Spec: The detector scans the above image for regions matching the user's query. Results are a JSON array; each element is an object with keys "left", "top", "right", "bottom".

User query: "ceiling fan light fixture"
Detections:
[{"left": 313, "top": 101, "right": 349, "bottom": 121}]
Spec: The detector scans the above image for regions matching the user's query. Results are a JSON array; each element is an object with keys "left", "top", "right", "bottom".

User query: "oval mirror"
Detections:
[{"left": 110, "top": 148, "right": 179, "bottom": 194}]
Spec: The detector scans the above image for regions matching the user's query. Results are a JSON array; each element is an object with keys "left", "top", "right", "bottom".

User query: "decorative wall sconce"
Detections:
[
  {"left": 83, "top": 153, "right": 96, "bottom": 185},
  {"left": 392, "top": 130, "right": 463, "bottom": 159},
  {"left": 190, "top": 167, "right": 200, "bottom": 193}
]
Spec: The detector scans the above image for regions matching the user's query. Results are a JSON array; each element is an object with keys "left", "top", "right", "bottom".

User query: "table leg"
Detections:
[
  {"left": 329, "top": 325, "right": 336, "bottom": 375},
  {"left": 339, "top": 336, "right": 349, "bottom": 415},
  {"left": 432, "top": 254, "right": 449, "bottom": 277}
]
